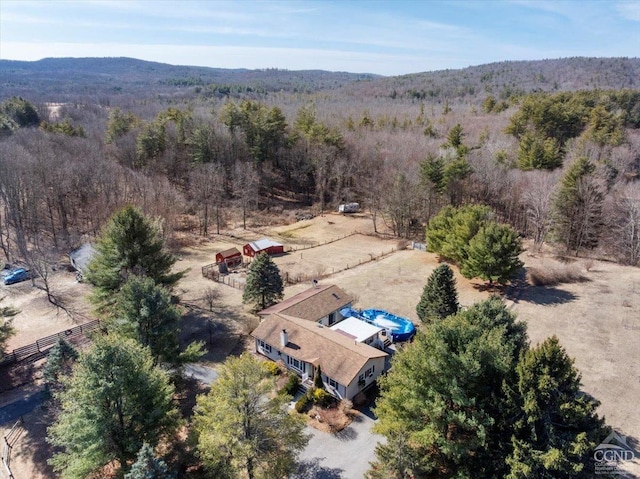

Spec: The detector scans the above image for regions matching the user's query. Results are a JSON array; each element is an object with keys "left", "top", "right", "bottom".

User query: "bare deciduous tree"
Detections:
[
  {"left": 233, "top": 161, "right": 259, "bottom": 229},
  {"left": 607, "top": 183, "right": 640, "bottom": 265},
  {"left": 522, "top": 171, "right": 559, "bottom": 249},
  {"left": 189, "top": 163, "right": 226, "bottom": 236}
]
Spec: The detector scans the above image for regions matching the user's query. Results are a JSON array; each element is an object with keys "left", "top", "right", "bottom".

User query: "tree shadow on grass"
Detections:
[
  {"left": 518, "top": 286, "right": 577, "bottom": 305},
  {"left": 179, "top": 303, "right": 253, "bottom": 363},
  {"left": 293, "top": 458, "right": 344, "bottom": 479},
  {"left": 334, "top": 426, "right": 358, "bottom": 441},
  {"left": 472, "top": 283, "right": 510, "bottom": 294}
]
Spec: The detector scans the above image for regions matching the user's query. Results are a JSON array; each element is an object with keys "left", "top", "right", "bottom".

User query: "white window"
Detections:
[
  {"left": 288, "top": 356, "right": 302, "bottom": 371},
  {"left": 328, "top": 377, "right": 338, "bottom": 388},
  {"left": 258, "top": 340, "right": 271, "bottom": 353}
]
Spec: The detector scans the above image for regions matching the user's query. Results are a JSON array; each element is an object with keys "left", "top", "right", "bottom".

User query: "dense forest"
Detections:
[{"left": 1, "top": 56, "right": 640, "bottom": 269}]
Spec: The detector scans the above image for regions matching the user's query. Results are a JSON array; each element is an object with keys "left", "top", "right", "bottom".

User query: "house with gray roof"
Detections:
[
  {"left": 252, "top": 283, "right": 388, "bottom": 400},
  {"left": 252, "top": 313, "right": 387, "bottom": 400},
  {"left": 257, "top": 284, "right": 353, "bottom": 326}
]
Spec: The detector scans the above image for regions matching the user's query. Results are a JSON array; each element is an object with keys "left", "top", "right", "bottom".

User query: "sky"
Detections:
[{"left": 1, "top": 0, "right": 639, "bottom": 76}]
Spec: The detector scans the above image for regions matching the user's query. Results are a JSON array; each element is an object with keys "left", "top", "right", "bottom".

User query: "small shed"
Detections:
[
  {"left": 243, "top": 238, "right": 284, "bottom": 258},
  {"left": 215, "top": 247, "right": 242, "bottom": 269},
  {"left": 69, "top": 243, "right": 96, "bottom": 277}
]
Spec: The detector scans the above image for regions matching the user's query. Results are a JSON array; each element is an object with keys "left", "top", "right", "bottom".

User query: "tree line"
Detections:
[{"left": 1, "top": 83, "right": 639, "bottom": 268}]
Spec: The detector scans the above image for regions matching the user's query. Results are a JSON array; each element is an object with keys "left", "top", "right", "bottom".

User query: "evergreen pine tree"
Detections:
[
  {"left": 372, "top": 297, "right": 527, "bottom": 478},
  {"left": 461, "top": 221, "right": 524, "bottom": 285},
  {"left": 85, "top": 206, "right": 184, "bottom": 306},
  {"left": 43, "top": 338, "right": 78, "bottom": 387},
  {"left": 194, "top": 354, "right": 308, "bottom": 479},
  {"left": 110, "top": 276, "right": 203, "bottom": 366},
  {"left": 552, "top": 157, "right": 604, "bottom": 255},
  {"left": 242, "top": 253, "right": 284, "bottom": 311},
  {"left": 416, "top": 264, "right": 459, "bottom": 324},
  {"left": 0, "top": 297, "right": 17, "bottom": 360},
  {"left": 419, "top": 154, "right": 446, "bottom": 194},
  {"left": 124, "top": 443, "right": 175, "bottom": 479},
  {"left": 48, "top": 337, "right": 179, "bottom": 478},
  {"left": 506, "top": 336, "right": 610, "bottom": 478},
  {"left": 0, "top": 96, "right": 40, "bottom": 127},
  {"left": 426, "top": 204, "right": 492, "bottom": 264}
]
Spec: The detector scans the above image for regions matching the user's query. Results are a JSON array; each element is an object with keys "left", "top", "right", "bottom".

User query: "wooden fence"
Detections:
[
  {"left": 0, "top": 319, "right": 101, "bottom": 368},
  {"left": 282, "top": 246, "right": 398, "bottom": 286},
  {"left": 201, "top": 232, "right": 401, "bottom": 291},
  {"left": 1, "top": 417, "right": 22, "bottom": 479},
  {"left": 284, "top": 232, "right": 360, "bottom": 253},
  {"left": 201, "top": 270, "right": 246, "bottom": 290}
]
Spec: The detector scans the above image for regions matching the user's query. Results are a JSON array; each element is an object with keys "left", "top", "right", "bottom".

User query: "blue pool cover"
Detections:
[{"left": 340, "top": 307, "right": 416, "bottom": 342}]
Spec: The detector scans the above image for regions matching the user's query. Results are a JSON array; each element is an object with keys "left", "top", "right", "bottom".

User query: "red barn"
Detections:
[
  {"left": 215, "top": 247, "right": 242, "bottom": 268},
  {"left": 243, "top": 238, "right": 284, "bottom": 258}
]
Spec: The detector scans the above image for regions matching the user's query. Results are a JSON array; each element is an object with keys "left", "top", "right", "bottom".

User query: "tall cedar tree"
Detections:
[
  {"left": 194, "top": 353, "right": 308, "bottom": 479},
  {"left": 314, "top": 364, "right": 324, "bottom": 389},
  {"left": 552, "top": 158, "right": 604, "bottom": 255},
  {"left": 461, "top": 221, "right": 524, "bottom": 285},
  {"left": 85, "top": 206, "right": 183, "bottom": 306},
  {"left": 48, "top": 336, "right": 179, "bottom": 479},
  {"left": 124, "top": 443, "right": 175, "bottom": 479},
  {"left": 372, "top": 297, "right": 528, "bottom": 479},
  {"left": 416, "top": 263, "right": 459, "bottom": 324},
  {"left": 506, "top": 336, "right": 609, "bottom": 478},
  {"left": 242, "top": 253, "right": 284, "bottom": 311},
  {"left": 109, "top": 276, "right": 203, "bottom": 366}
]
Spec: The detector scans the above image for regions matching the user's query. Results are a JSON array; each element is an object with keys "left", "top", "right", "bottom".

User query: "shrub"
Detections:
[
  {"left": 338, "top": 399, "right": 353, "bottom": 413},
  {"left": 396, "top": 239, "right": 410, "bottom": 250},
  {"left": 295, "top": 394, "right": 312, "bottom": 413},
  {"left": 264, "top": 361, "right": 281, "bottom": 376},
  {"left": 313, "top": 388, "right": 333, "bottom": 408},
  {"left": 283, "top": 373, "right": 301, "bottom": 396}
]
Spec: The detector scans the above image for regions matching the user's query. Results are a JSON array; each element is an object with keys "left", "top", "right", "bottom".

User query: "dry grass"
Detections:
[
  {"left": 526, "top": 261, "right": 589, "bottom": 286},
  {"left": 306, "top": 404, "right": 356, "bottom": 433}
]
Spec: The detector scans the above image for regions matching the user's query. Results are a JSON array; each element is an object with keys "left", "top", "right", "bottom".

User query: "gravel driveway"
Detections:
[{"left": 292, "top": 407, "right": 382, "bottom": 479}]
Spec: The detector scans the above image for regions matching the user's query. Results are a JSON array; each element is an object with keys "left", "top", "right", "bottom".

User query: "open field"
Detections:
[
  {"left": 1, "top": 212, "right": 639, "bottom": 477},
  {"left": 506, "top": 256, "right": 640, "bottom": 477},
  {"left": 1, "top": 272, "right": 93, "bottom": 351}
]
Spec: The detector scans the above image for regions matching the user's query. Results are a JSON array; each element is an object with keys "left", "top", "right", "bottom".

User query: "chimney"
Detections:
[{"left": 280, "top": 329, "right": 288, "bottom": 348}]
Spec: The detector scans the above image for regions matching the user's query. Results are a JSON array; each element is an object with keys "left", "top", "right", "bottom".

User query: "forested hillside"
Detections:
[
  {"left": 347, "top": 57, "right": 640, "bottom": 100},
  {"left": 1, "top": 56, "right": 639, "bottom": 269},
  {"left": 0, "top": 57, "right": 379, "bottom": 100}
]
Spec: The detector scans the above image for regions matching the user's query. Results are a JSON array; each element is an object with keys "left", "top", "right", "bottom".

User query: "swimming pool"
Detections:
[{"left": 340, "top": 307, "right": 416, "bottom": 342}]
